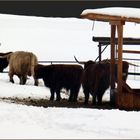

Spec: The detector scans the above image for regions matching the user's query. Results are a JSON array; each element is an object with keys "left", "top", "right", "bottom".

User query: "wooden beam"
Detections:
[
  {"left": 110, "top": 24, "right": 116, "bottom": 105},
  {"left": 120, "top": 50, "right": 140, "bottom": 54},
  {"left": 110, "top": 26, "right": 116, "bottom": 91},
  {"left": 110, "top": 20, "right": 125, "bottom": 25},
  {"left": 93, "top": 37, "right": 140, "bottom": 45},
  {"left": 117, "top": 23, "right": 124, "bottom": 107}
]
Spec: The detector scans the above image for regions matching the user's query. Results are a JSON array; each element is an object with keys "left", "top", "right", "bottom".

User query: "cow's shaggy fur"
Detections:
[
  {"left": 8, "top": 51, "right": 38, "bottom": 85},
  {"left": 82, "top": 60, "right": 129, "bottom": 105}
]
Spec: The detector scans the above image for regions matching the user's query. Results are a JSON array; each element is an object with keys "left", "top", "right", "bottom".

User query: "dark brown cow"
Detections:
[
  {"left": 0, "top": 52, "right": 13, "bottom": 72},
  {"left": 82, "top": 62, "right": 110, "bottom": 105},
  {"left": 74, "top": 56, "right": 131, "bottom": 105},
  {"left": 34, "top": 64, "right": 83, "bottom": 102},
  {"left": 83, "top": 61, "right": 130, "bottom": 105}
]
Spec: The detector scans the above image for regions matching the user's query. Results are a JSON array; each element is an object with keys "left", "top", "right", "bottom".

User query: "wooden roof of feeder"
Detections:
[{"left": 81, "top": 7, "right": 140, "bottom": 23}]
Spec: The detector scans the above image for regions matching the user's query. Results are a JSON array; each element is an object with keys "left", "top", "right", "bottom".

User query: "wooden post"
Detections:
[
  {"left": 110, "top": 24, "right": 116, "bottom": 105},
  {"left": 109, "top": 20, "right": 125, "bottom": 107},
  {"left": 116, "top": 21, "right": 125, "bottom": 107}
]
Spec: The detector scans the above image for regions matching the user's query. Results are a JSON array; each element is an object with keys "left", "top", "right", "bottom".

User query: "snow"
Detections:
[
  {"left": 81, "top": 7, "right": 140, "bottom": 19},
  {"left": 0, "top": 10, "right": 140, "bottom": 139},
  {"left": 1, "top": 103, "right": 140, "bottom": 139}
]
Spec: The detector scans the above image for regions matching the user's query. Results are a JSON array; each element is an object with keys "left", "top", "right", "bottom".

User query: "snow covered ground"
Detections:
[
  {"left": 0, "top": 10, "right": 140, "bottom": 139},
  {"left": 0, "top": 72, "right": 140, "bottom": 139}
]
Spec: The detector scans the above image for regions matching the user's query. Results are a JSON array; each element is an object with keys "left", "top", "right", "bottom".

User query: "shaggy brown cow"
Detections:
[
  {"left": 0, "top": 52, "right": 13, "bottom": 72},
  {"left": 74, "top": 56, "right": 131, "bottom": 105},
  {"left": 34, "top": 64, "right": 83, "bottom": 102},
  {"left": 8, "top": 51, "right": 38, "bottom": 85},
  {"left": 82, "top": 61, "right": 130, "bottom": 105},
  {"left": 82, "top": 62, "right": 110, "bottom": 105}
]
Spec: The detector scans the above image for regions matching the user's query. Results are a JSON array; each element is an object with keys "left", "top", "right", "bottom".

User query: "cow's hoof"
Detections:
[
  {"left": 10, "top": 80, "right": 14, "bottom": 83},
  {"left": 56, "top": 98, "right": 61, "bottom": 101}
]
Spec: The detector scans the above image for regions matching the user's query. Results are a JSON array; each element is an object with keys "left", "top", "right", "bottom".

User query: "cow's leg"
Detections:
[
  {"left": 97, "top": 96, "right": 102, "bottom": 105},
  {"left": 72, "top": 86, "right": 80, "bottom": 102},
  {"left": 23, "top": 76, "right": 27, "bottom": 85},
  {"left": 20, "top": 75, "right": 27, "bottom": 85},
  {"left": 68, "top": 90, "right": 73, "bottom": 102},
  {"left": 9, "top": 73, "right": 14, "bottom": 83},
  {"left": 50, "top": 88, "right": 55, "bottom": 101},
  {"left": 34, "top": 76, "right": 38, "bottom": 86},
  {"left": 96, "top": 76, "right": 109, "bottom": 105},
  {"left": 56, "top": 88, "right": 61, "bottom": 101},
  {"left": 97, "top": 87, "right": 106, "bottom": 105},
  {"left": 34, "top": 79, "right": 38, "bottom": 86},
  {"left": 92, "top": 92, "right": 97, "bottom": 105},
  {"left": 73, "top": 91, "right": 78, "bottom": 102},
  {"left": 68, "top": 88, "right": 77, "bottom": 102},
  {"left": 0, "top": 68, "right": 4, "bottom": 72},
  {"left": 91, "top": 83, "right": 99, "bottom": 105},
  {"left": 91, "top": 75, "right": 102, "bottom": 105},
  {"left": 97, "top": 92, "right": 103, "bottom": 105},
  {"left": 83, "top": 88, "right": 89, "bottom": 105}
]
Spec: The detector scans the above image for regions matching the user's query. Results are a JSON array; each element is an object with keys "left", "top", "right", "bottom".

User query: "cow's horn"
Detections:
[
  {"left": 128, "top": 62, "right": 140, "bottom": 67},
  {"left": 74, "top": 56, "right": 85, "bottom": 64}
]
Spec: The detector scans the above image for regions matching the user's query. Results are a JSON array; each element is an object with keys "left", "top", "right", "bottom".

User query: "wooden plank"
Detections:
[
  {"left": 110, "top": 20, "right": 125, "bottom": 25},
  {"left": 81, "top": 13, "right": 140, "bottom": 23},
  {"left": 93, "top": 37, "right": 140, "bottom": 45},
  {"left": 121, "top": 50, "right": 140, "bottom": 54}
]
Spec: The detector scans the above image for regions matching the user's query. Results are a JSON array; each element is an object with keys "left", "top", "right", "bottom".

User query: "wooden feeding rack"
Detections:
[
  {"left": 93, "top": 36, "right": 140, "bottom": 62},
  {"left": 81, "top": 7, "right": 140, "bottom": 110}
]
